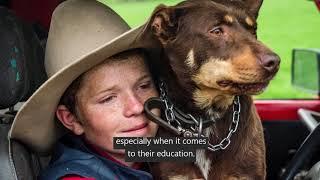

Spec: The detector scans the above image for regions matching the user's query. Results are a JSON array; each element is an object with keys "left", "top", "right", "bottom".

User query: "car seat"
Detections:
[{"left": 0, "top": 7, "right": 48, "bottom": 180}]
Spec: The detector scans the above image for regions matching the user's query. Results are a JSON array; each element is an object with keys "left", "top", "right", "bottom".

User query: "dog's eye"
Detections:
[{"left": 209, "top": 27, "right": 223, "bottom": 36}]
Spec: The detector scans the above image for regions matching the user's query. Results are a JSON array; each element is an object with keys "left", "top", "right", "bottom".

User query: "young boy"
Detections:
[{"left": 9, "top": 0, "right": 159, "bottom": 179}]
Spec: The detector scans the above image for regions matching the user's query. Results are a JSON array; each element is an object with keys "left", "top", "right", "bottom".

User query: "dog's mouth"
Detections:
[{"left": 217, "top": 80, "right": 269, "bottom": 94}]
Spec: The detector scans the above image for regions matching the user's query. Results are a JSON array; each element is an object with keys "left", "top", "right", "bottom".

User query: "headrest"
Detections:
[{"left": 0, "top": 7, "right": 47, "bottom": 109}]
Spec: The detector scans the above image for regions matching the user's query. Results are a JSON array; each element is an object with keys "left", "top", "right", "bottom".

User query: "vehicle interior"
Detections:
[
  {"left": 0, "top": 2, "right": 50, "bottom": 179},
  {"left": 0, "top": 0, "right": 320, "bottom": 180}
]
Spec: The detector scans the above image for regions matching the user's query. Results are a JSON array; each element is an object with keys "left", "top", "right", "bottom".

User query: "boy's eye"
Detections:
[
  {"left": 100, "top": 96, "right": 116, "bottom": 104},
  {"left": 139, "top": 81, "right": 153, "bottom": 89}
]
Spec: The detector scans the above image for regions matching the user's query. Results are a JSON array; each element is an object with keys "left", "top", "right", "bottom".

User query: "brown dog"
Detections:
[{"left": 140, "top": 0, "right": 280, "bottom": 179}]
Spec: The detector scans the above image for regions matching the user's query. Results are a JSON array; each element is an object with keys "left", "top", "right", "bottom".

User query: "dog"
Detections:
[{"left": 139, "top": 0, "right": 280, "bottom": 179}]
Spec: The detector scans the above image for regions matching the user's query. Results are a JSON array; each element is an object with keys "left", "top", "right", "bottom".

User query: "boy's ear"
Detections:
[
  {"left": 56, "top": 105, "right": 84, "bottom": 135},
  {"left": 150, "top": 4, "right": 184, "bottom": 45}
]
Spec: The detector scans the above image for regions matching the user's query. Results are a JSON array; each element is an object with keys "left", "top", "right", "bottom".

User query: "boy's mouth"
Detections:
[{"left": 121, "top": 123, "right": 148, "bottom": 133}]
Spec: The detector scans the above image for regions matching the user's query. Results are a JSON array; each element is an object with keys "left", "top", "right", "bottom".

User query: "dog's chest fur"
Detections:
[{"left": 195, "top": 128, "right": 213, "bottom": 179}]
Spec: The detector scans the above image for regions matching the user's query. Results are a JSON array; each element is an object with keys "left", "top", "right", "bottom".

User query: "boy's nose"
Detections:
[{"left": 123, "top": 94, "right": 144, "bottom": 117}]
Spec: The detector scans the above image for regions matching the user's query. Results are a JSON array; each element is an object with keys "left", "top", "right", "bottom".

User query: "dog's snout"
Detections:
[{"left": 259, "top": 54, "right": 280, "bottom": 72}]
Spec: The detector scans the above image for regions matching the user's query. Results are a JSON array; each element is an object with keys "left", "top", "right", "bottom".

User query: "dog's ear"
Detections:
[
  {"left": 211, "top": 0, "right": 263, "bottom": 19},
  {"left": 242, "top": 0, "right": 263, "bottom": 18},
  {"left": 150, "top": 4, "right": 184, "bottom": 45}
]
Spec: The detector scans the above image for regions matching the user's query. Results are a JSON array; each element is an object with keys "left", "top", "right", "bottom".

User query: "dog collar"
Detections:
[
  {"left": 145, "top": 80, "right": 214, "bottom": 135},
  {"left": 144, "top": 80, "right": 241, "bottom": 152}
]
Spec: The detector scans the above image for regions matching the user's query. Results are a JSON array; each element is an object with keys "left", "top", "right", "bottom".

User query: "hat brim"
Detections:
[{"left": 9, "top": 25, "right": 146, "bottom": 154}]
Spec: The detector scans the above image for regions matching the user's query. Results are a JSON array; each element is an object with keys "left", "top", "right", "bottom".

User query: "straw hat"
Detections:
[{"left": 9, "top": 0, "right": 147, "bottom": 154}]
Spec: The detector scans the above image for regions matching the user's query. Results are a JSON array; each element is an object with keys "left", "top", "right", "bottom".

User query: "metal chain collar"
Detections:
[
  {"left": 207, "top": 96, "right": 241, "bottom": 151},
  {"left": 159, "top": 82, "right": 177, "bottom": 124},
  {"left": 158, "top": 81, "right": 241, "bottom": 152}
]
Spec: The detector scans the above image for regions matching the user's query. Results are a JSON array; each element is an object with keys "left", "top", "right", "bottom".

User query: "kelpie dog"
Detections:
[{"left": 140, "top": 0, "right": 280, "bottom": 179}]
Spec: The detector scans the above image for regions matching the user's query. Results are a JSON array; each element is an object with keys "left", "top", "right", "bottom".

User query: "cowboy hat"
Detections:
[{"left": 9, "top": 0, "right": 147, "bottom": 154}]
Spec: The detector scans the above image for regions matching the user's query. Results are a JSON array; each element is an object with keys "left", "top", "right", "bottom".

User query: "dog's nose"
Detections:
[{"left": 259, "top": 54, "right": 280, "bottom": 72}]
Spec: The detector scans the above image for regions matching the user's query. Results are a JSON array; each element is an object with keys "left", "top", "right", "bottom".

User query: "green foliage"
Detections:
[{"left": 101, "top": 0, "right": 320, "bottom": 99}]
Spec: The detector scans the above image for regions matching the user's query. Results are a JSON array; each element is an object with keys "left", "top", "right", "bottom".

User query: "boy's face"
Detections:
[{"left": 74, "top": 54, "right": 159, "bottom": 155}]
